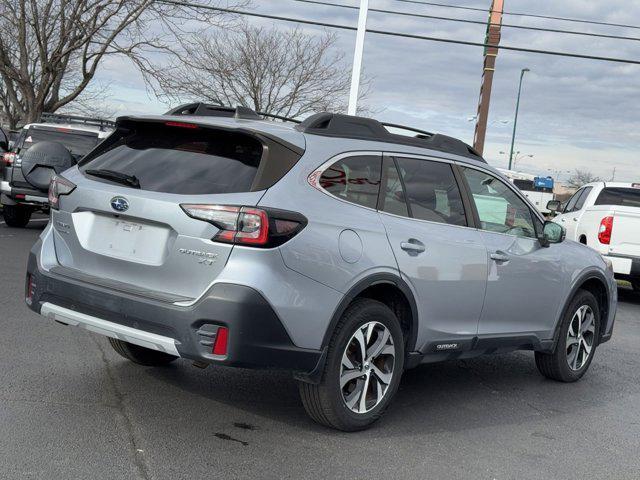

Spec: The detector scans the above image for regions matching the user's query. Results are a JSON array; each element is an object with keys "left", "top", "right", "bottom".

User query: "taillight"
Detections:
[
  {"left": 598, "top": 216, "right": 614, "bottom": 244},
  {"left": 25, "top": 273, "right": 36, "bottom": 306},
  {"left": 180, "top": 204, "right": 306, "bottom": 247},
  {"left": 48, "top": 175, "right": 76, "bottom": 209},
  {"left": 2, "top": 152, "right": 16, "bottom": 166}
]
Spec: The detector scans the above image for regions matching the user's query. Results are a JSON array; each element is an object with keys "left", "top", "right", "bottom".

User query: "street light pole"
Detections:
[
  {"left": 508, "top": 68, "right": 530, "bottom": 170},
  {"left": 348, "top": 0, "right": 369, "bottom": 116}
]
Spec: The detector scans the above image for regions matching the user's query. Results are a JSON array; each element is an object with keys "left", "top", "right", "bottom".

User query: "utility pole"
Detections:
[
  {"left": 472, "top": 0, "right": 504, "bottom": 155},
  {"left": 348, "top": 0, "right": 369, "bottom": 116},
  {"left": 508, "top": 68, "right": 530, "bottom": 170}
]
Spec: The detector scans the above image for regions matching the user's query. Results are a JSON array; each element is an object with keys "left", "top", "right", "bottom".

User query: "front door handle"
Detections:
[
  {"left": 400, "top": 240, "right": 426, "bottom": 254},
  {"left": 490, "top": 251, "right": 510, "bottom": 262}
]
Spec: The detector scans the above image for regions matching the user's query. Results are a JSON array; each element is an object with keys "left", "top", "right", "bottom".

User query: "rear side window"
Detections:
[
  {"left": 319, "top": 155, "right": 382, "bottom": 209},
  {"left": 393, "top": 157, "right": 467, "bottom": 226},
  {"left": 595, "top": 187, "right": 640, "bottom": 208},
  {"left": 80, "top": 122, "right": 265, "bottom": 195}
]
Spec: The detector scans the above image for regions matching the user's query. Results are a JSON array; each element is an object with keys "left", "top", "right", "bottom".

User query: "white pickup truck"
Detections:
[{"left": 549, "top": 182, "right": 640, "bottom": 291}]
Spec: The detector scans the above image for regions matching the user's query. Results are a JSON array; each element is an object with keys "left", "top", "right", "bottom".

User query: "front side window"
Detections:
[
  {"left": 462, "top": 167, "right": 537, "bottom": 239},
  {"left": 319, "top": 155, "right": 382, "bottom": 209},
  {"left": 573, "top": 186, "right": 593, "bottom": 211},
  {"left": 563, "top": 188, "right": 583, "bottom": 213}
]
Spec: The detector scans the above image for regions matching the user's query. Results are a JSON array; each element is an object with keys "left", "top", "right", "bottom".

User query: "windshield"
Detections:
[{"left": 21, "top": 127, "right": 100, "bottom": 158}]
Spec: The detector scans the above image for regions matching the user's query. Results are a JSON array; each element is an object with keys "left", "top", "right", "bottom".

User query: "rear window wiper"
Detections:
[{"left": 85, "top": 169, "right": 140, "bottom": 189}]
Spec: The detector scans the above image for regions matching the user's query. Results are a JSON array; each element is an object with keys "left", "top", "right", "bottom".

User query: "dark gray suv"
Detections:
[{"left": 26, "top": 105, "right": 617, "bottom": 430}]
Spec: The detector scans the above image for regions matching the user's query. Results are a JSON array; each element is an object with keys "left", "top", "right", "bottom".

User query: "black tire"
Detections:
[
  {"left": 2, "top": 204, "right": 32, "bottom": 228},
  {"left": 535, "top": 289, "right": 600, "bottom": 382},
  {"left": 631, "top": 280, "right": 640, "bottom": 293},
  {"left": 108, "top": 338, "right": 178, "bottom": 366},
  {"left": 298, "top": 298, "right": 405, "bottom": 431}
]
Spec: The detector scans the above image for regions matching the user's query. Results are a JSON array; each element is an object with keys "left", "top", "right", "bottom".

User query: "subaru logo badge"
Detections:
[{"left": 110, "top": 196, "right": 129, "bottom": 212}]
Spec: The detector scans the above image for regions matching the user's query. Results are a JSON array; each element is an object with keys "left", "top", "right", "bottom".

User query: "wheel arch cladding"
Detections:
[
  {"left": 322, "top": 273, "right": 419, "bottom": 355},
  {"left": 554, "top": 271, "right": 610, "bottom": 349}
]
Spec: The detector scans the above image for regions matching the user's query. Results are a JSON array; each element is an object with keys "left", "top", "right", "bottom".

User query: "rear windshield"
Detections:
[
  {"left": 594, "top": 187, "right": 640, "bottom": 208},
  {"left": 79, "top": 122, "right": 264, "bottom": 195},
  {"left": 22, "top": 127, "right": 99, "bottom": 158}
]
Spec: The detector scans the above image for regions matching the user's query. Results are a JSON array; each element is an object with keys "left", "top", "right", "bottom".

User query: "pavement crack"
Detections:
[
  {"left": 214, "top": 433, "right": 249, "bottom": 446},
  {"left": 91, "top": 336, "right": 152, "bottom": 480}
]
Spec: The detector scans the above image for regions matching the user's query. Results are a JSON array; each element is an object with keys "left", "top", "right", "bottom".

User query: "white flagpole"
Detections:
[{"left": 347, "top": 0, "right": 369, "bottom": 116}]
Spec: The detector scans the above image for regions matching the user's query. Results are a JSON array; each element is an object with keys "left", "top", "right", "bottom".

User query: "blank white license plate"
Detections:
[
  {"left": 74, "top": 212, "right": 171, "bottom": 265},
  {"left": 108, "top": 219, "right": 144, "bottom": 256}
]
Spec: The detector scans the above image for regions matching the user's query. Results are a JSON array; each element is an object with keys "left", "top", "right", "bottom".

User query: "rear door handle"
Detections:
[
  {"left": 400, "top": 240, "right": 426, "bottom": 254},
  {"left": 490, "top": 251, "right": 510, "bottom": 262}
]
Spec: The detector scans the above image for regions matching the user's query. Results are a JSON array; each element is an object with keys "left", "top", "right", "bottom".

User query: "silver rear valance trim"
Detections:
[{"left": 40, "top": 302, "right": 180, "bottom": 357}]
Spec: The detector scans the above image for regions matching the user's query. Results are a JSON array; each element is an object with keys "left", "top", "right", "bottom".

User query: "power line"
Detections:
[
  {"left": 155, "top": 0, "right": 640, "bottom": 66},
  {"left": 390, "top": 0, "right": 640, "bottom": 31},
  {"left": 289, "top": 0, "right": 640, "bottom": 42}
]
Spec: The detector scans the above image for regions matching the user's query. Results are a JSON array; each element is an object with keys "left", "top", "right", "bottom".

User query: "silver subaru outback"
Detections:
[{"left": 26, "top": 104, "right": 617, "bottom": 431}]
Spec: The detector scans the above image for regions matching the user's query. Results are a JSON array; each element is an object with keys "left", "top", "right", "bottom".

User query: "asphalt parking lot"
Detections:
[{"left": 1, "top": 219, "right": 640, "bottom": 480}]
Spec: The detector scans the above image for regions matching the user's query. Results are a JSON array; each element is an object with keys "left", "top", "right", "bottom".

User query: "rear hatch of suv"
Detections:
[{"left": 50, "top": 117, "right": 304, "bottom": 302}]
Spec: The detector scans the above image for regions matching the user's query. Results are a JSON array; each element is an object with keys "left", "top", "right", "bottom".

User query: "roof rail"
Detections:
[
  {"left": 295, "top": 112, "right": 485, "bottom": 162},
  {"left": 164, "top": 103, "right": 301, "bottom": 124},
  {"left": 39, "top": 112, "right": 115, "bottom": 131}
]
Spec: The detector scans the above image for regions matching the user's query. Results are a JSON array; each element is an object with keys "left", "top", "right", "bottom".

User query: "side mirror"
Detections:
[
  {"left": 546, "top": 200, "right": 561, "bottom": 212},
  {"left": 539, "top": 221, "right": 565, "bottom": 247}
]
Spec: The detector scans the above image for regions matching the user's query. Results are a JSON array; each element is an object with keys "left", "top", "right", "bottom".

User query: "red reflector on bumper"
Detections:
[{"left": 213, "top": 327, "right": 229, "bottom": 356}]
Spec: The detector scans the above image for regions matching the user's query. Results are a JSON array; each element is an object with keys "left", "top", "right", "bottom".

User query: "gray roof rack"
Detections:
[
  {"left": 165, "top": 103, "right": 301, "bottom": 124},
  {"left": 39, "top": 112, "right": 115, "bottom": 131},
  {"left": 295, "top": 112, "right": 485, "bottom": 162}
]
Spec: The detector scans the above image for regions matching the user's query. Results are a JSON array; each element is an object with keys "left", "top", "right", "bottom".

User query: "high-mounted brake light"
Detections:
[
  {"left": 165, "top": 121, "right": 199, "bottom": 129},
  {"left": 48, "top": 175, "right": 76, "bottom": 209},
  {"left": 180, "top": 204, "right": 306, "bottom": 248},
  {"left": 598, "top": 216, "right": 614, "bottom": 244}
]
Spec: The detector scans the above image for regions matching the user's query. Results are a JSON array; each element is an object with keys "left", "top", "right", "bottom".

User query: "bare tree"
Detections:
[
  {"left": 0, "top": 0, "right": 242, "bottom": 129},
  {"left": 152, "top": 24, "right": 367, "bottom": 119},
  {"left": 567, "top": 169, "right": 601, "bottom": 189}
]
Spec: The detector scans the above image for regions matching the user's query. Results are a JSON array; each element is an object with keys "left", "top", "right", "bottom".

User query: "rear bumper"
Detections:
[
  {"left": 26, "top": 247, "right": 323, "bottom": 373},
  {"left": 1, "top": 183, "right": 49, "bottom": 207},
  {"left": 604, "top": 254, "right": 640, "bottom": 280}
]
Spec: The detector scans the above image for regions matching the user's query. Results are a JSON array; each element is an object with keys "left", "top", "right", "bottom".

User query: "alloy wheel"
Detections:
[
  {"left": 566, "top": 305, "right": 596, "bottom": 371},
  {"left": 340, "top": 321, "right": 396, "bottom": 414}
]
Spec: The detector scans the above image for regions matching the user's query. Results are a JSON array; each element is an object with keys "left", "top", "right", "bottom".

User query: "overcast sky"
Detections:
[{"left": 94, "top": 0, "right": 640, "bottom": 182}]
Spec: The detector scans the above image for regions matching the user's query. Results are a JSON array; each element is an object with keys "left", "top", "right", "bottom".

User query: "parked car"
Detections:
[
  {"left": 1, "top": 113, "right": 114, "bottom": 227},
  {"left": 549, "top": 181, "right": 640, "bottom": 291},
  {"left": 26, "top": 105, "right": 617, "bottom": 431}
]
